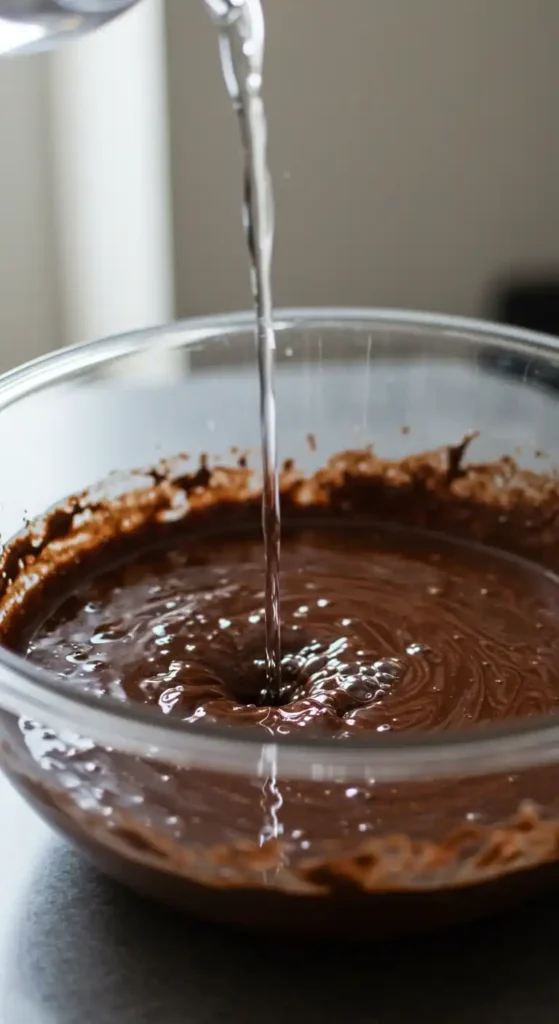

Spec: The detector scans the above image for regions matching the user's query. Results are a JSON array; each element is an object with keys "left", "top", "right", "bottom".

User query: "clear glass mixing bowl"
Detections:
[{"left": 1, "top": 308, "right": 559, "bottom": 937}]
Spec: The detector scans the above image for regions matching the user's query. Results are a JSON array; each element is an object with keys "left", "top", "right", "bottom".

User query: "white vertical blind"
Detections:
[{"left": 48, "top": 0, "right": 174, "bottom": 348}]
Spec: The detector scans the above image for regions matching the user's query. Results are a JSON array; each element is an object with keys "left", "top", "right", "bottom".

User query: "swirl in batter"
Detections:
[{"left": 26, "top": 522, "right": 559, "bottom": 735}]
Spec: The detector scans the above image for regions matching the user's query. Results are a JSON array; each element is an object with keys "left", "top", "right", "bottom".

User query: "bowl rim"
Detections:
[{"left": 3, "top": 305, "right": 559, "bottom": 783}]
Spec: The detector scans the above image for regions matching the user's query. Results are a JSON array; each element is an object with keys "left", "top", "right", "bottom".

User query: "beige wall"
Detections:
[
  {"left": 0, "top": 56, "right": 59, "bottom": 368},
  {"left": 167, "top": 0, "right": 559, "bottom": 319}
]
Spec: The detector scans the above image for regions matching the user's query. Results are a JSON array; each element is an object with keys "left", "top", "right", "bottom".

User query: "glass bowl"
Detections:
[{"left": 1, "top": 308, "right": 559, "bottom": 937}]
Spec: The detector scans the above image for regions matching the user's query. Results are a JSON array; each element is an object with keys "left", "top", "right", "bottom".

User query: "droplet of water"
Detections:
[
  {"left": 406, "top": 642, "right": 431, "bottom": 657},
  {"left": 66, "top": 650, "right": 90, "bottom": 665},
  {"left": 91, "top": 630, "right": 119, "bottom": 644},
  {"left": 158, "top": 686, "right": 184, "bottom": 714},
  {"left": 293, "top": 605, "right": 309, "bottom": 618},
  {"left": 372, "top": 658, "right": 402, "bottom": 686}
]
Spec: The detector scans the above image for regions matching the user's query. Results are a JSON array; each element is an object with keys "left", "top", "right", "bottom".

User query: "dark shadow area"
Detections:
[{"left": 6, "top": 843, "right": 559, "bottom": 1024}]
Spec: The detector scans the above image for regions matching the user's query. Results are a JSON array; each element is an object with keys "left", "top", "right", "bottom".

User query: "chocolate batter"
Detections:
[
  {"left": 24, "top": 525, "right": 559, "bottom": 734},
  {"left": 2, "top": 443, "right": 559, "bottom": 936}
]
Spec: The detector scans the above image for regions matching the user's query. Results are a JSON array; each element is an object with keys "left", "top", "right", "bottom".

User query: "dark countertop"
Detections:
[{"left": 2, "top": 775, "right": 559, "bottom": 1023}]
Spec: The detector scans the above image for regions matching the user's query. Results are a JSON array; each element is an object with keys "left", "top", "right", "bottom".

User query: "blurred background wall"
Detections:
[
  {"left": 1, "top": 0, "right": 559, "bottom": 367},
  {"left": 0, "top": 56, "right": 59, "bottom": 366},
  {"left": 167, "top": 0, "right": 559, "bottom": 318}
]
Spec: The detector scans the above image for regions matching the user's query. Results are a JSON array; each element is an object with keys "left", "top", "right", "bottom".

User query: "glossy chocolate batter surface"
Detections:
[{"left": 25, "top": 523, "right": 559, "bottom": 736}]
